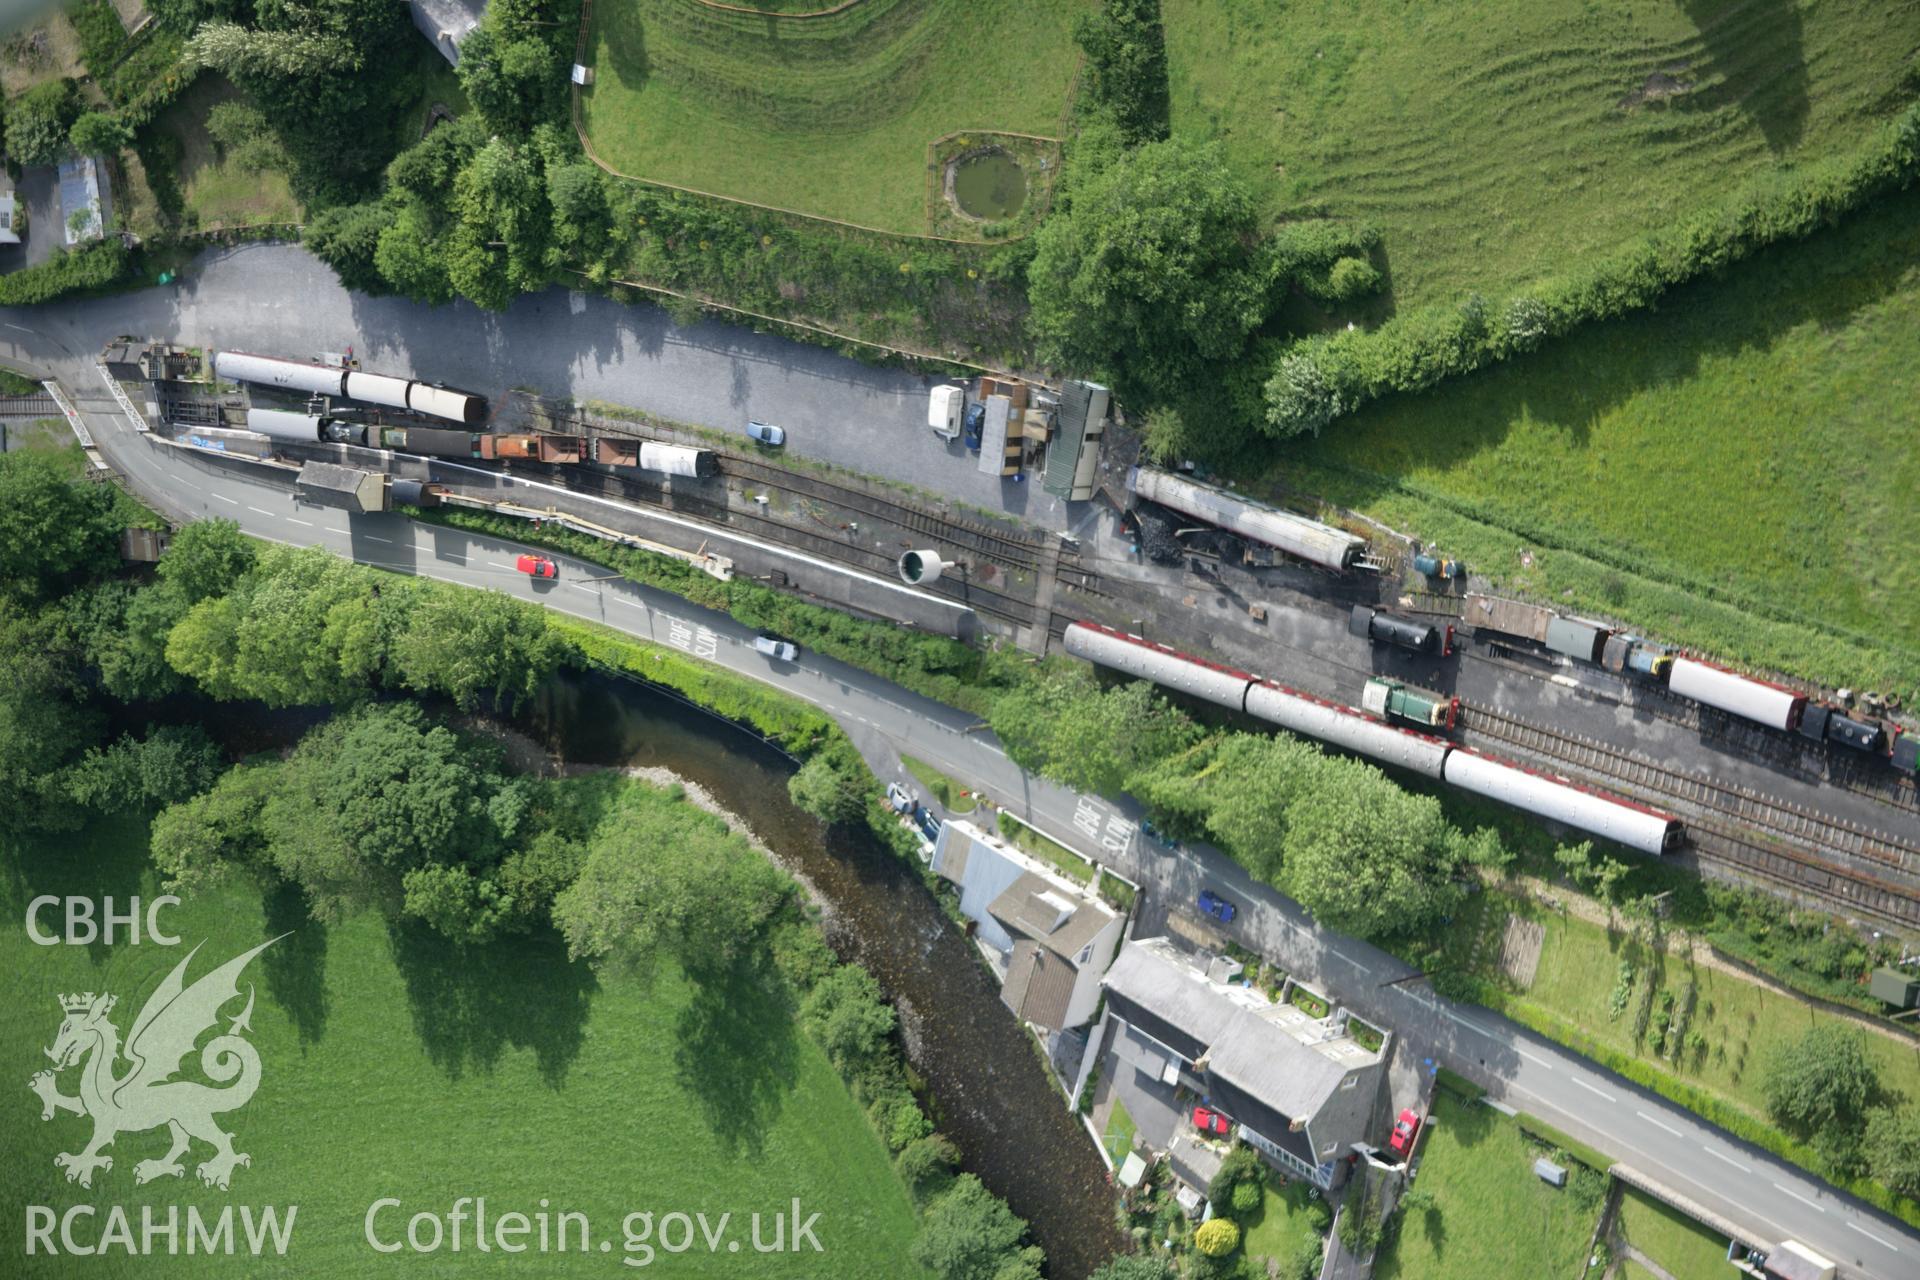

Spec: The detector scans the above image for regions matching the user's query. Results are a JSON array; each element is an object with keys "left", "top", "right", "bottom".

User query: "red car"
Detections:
[
  {"left": 515, "top": 554, "right": 557, "bottom": 579},
  {"left": 1192, "top": 1106, "right": 1232, "bottom": 1136},
  {"left": 1388, "top": 1108, "right": 1420, "bottom": 1156}
]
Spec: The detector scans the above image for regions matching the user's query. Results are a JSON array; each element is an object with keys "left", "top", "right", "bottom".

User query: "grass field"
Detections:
[
  {"left": 1101, "top": 1097, "right": 1137, "bottom": 1162},
  {"left": 1, "top": 809, "right": 924, "bottom": 1277},
  {"left": 1374, "top": 1090, "right": 1600, "bottom": 1280},
  {"left": 1239, "top": 1176, "right": 1326, "bottom": 1272},
  {"left": 145, "top": 76, "right": 299, "bottom": 229},
  {"left": 1615, "top": 1186, "right": 1733, "bottom": 1280},
  {"left": 578, "top": 0, "right": 1090, "bottom": 233},
  {"left": 1271, "top": 181, "right": 1920, "bottom": 695},
  {"left": 1162, "top": 0, "right": 1920, "bottom": 311},
  {"left": 1457, "top": 890, "right": 1920, "bottom": 1132}
]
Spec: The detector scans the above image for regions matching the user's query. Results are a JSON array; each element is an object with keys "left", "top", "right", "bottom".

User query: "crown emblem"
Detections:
[{"left": 59, "top": 992, "right": 114, "bottom": 1016}]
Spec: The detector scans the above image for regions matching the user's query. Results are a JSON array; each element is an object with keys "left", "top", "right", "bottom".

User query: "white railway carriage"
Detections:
[
  {"left": 1667, "top": 658, "right": 1806, "bottom": 732},
  {"left": 342, "top": 370, "right": 414, "bottom": 412},
  {"left": 1130, "top": 467, "right": 1364, "bottom": 572},
  {"left": 245, "top": 407, "right": 326, "bottom": 441},
  {"left": 1442, "top": 748, "right": 1682, "bottom": 855},
  {"left": 405, "top": 383, "right": 487, "bottom": 426},
  {"left": 1061, "top": 622, "right": 1254, "bottom": 710},
  {"left": 1243, "top": 680, "right": 1449, "bottom": 779},
  {"left": 215, "top": 350, "right": 347, "bottom": 397},
  {"left": 638, "top": 442, "right": 718, "bottom": 479}
]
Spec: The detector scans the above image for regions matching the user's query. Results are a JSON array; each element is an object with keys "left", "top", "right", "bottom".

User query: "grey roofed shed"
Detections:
[
  {"left": 1042, "top": 381, "right": 1108, "bottom": 499},
  {"left": 296, "top": 462, "right": 387, "bottom": 515}
]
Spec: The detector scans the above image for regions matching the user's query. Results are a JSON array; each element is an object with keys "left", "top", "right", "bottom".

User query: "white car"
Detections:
[{"left": 753, "top": 635, "right": 798, "bottom": 661}]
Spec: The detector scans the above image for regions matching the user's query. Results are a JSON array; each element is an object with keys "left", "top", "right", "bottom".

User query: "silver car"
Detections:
[
  {"left": 745, "top": 421, "right": 786, "bottom": 446},
  {"left": 753, "top": 635, "right": 798, "bottom": 661}
]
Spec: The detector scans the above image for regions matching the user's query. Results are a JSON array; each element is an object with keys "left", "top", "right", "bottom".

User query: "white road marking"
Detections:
[
  {"left": 247, "top": 506, "right": 273, "bottom": 516},
  {"left": 1570, "top": 1078, "right": 1616, "bottom": 1103},
  {"left": 613, "top": 598, "right": 647, "bottom": 611},
  {"left": 212, "top": 492, "right": 237, "bottom": 504},
  {"left": 1704, "top": 1147, "right": 1752, "bottom": 1174},
  {"left": 1329, "top": 948, "right": 1359, "bottom": 966},
  {"left": 1441, "top": 1007, "right": 1490, "bottom": 1036},
  {"left": 567, "top": 582, "right": 599, "bottom": 595},
  {"left": 1636, "top": 1110, "right": 1683, "bottom": 1138},
  {"left": 1847, "top": 1221, "right": 1899, "bottom": 1251},
  {"left": 1772, "top": 1183, "right": 1826, "bottom": 1213},
  {"left": 4, "top": 323, "right": 34, "bottom": 333},
  {"left": 1518, "top": 1049, "right": 1554, "bottom": 1069},
  {"left": 287, "top": 518, "right": 312, "bottom": 527},
  {"left": 365, "top": 535, "right": 392, "bottom": 544}
]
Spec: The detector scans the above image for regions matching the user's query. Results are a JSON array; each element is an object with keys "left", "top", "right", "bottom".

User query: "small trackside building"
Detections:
[
  {"left": 1042, "top": 381, "right": 1109, "bottom": 500},
  {"left": 1100, "top": 938, "right": 1386, "bottom": 1191},
  {"left": 930, "top": 818, "right": 1123, "bottom": 1033}
]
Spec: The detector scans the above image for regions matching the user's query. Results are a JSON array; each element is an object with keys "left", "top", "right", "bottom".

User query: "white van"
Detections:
[{"left": 928, "top": 385, "right": 963, "bottom": 439}]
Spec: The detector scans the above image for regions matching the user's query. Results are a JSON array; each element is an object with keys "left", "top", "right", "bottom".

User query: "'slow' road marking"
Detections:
[
  {"left": 1772, "top": 1182, "right": 1826, "bottom": 1213},
  {"left": 1571, "top": 1078, "right": 1616, "bottom": 1103},
  {"left": 1847, "top": 1221, "right": 1899, "bottom": 1251},
  {"left": 1636, "top": 1111, "right": 1683, "bottom": 1138},
  {"left": 1704, "top": 1147, "right": 1752, "bottom": 1174}
]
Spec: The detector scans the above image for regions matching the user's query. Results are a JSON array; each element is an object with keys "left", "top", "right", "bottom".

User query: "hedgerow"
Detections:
[{"left": 1264, "top": 101, "right": 1920, "bottom": 438}]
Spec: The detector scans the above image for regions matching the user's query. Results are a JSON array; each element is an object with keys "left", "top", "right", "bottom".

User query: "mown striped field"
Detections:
[
  {"left": 580, "top": 0, "right": 1090, "bottom": 232},
  {"left": 1164, "top": 0, "right": 1920, "bottom": 309}
]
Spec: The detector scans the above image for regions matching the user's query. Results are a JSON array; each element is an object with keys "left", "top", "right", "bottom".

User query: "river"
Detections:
[{"left": 518, "top": 667, "right": 1124, "bottom": 1279}]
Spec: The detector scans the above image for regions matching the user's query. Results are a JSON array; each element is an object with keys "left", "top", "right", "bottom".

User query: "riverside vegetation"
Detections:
[{"left": 0, "top": 449, "right": 1046, "bottom": 1280}]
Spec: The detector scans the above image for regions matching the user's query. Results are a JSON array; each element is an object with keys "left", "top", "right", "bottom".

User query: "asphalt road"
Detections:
[
  {"left": 46, "top": 393, "right": 1916, "bottom": 1280},
  {"left": 7, "top": 241, "right": 1072, "bottom": 525}
]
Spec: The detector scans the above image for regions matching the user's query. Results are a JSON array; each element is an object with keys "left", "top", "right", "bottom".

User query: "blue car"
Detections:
[
  {"left": 916, "top": 807, "right": 941, "bottom": 843},
  {"left": 1198, "top": 890, "right": 1236, "bottom": 924},
  {"left": 962, "top": 403, "right": 985, "bottom": 451}
]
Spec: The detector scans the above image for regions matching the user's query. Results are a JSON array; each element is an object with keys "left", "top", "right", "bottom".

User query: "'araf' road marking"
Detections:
[
  {"left": 1517, "top": 1049, "right": 1554, "bottom": 1069},
  {"left": 1847, "top": 1221, "right": 1899, "bottom": 1251},
  {"left": 1704, "top": 1147, "right": 1752, "bottom": 1174},
  {"left": 1636, "top": 1111, "right": 1683, "bottom": 1138},
  {"left": 1571, "top": 1078, "right": 1616, "bottom": 1103},
  {"left": 1772, "top": 1182, "right": 1826, "bottom": 1213}
]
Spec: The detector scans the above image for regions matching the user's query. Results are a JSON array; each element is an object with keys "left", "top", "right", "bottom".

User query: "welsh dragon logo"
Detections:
[{"left": 29, "top": 937, "right": 280, "bottom": 1191}]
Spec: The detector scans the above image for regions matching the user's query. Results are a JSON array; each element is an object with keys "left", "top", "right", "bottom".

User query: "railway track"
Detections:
[
  {"left": 0, "top": 393, "right": 59, "bottom": 417},
  {"left": 536, "top": 462, "right": 1042, "bottom": 631},
  {"left": 718, "top": 454, "right": 1044, "bottom": 577},
  {"left": 1459, "top": 702, "right": 1920, "bottom": 924}
]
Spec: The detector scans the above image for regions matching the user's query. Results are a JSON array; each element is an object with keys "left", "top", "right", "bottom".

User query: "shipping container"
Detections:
[
  {"left": 1545, "top": 617, "right": 1610, "bottom": 665},
  {"left": 479, "top": 434, "right": 541, "bottom": 461}
]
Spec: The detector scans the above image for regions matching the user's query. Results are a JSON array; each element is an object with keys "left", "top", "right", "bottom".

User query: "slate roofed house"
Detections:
[
  {"left": 410, "top": 0, "right": 488, "bottom": 64},
  {"left": 1101, "top": 938, "right": 1387, "bottom": 1190},
  {"left": 930, "top": 818, "right": 1123, "bottom": 1033}
]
